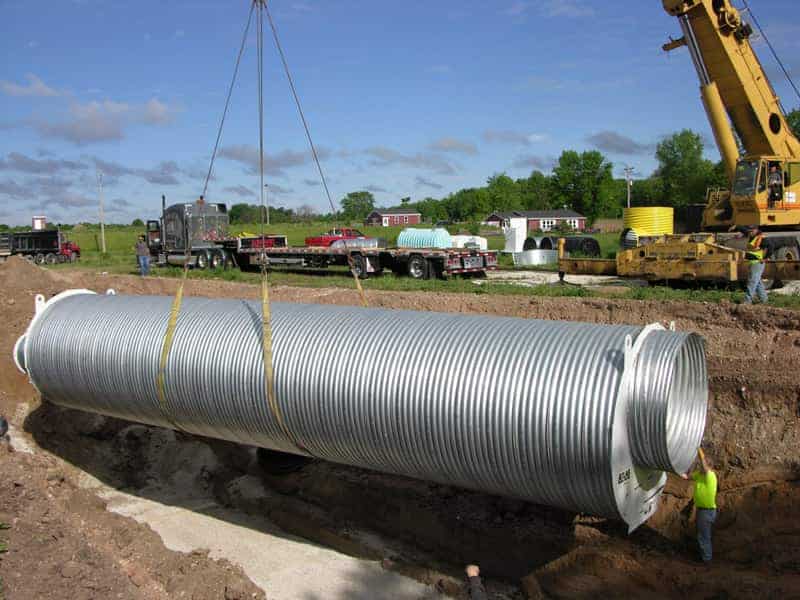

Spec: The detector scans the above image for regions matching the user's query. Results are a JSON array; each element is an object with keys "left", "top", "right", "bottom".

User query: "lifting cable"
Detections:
[
  {"left": 741, "top": 0, "right": 800, "bottom": 105},
  {"left": 262, "top": 1, "right": 369, "bottom": 306},
  {"left": 156, "top": 1, "right": 256, "bottom": 429},
  {"left": 256, "top": 1, "right": 308, "bottom": 453}
]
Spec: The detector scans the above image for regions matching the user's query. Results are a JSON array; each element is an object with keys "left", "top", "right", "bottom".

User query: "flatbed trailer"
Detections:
[
  {"left": 148, "top": 199, "right": 497, "bottom": 279},
  {"left": 235, "top": 242, "right": 499, "bottom": 280}
]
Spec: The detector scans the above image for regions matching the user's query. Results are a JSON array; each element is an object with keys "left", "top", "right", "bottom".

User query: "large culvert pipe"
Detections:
[{"left": 14, "top": 290, "right": 708, "bottom": 531}]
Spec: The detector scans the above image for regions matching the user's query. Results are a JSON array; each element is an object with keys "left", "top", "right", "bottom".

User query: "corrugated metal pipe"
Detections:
[{"left": 14, "top": 290, "right": 708, "bottom": 531}]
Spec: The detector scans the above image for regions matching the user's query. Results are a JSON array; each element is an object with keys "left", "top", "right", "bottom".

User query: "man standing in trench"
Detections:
[{"left": 682, "top": 449, "right": 718, "bottom": 563}]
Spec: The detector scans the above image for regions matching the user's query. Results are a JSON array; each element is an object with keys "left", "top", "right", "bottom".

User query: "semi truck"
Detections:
[
  {"left": 561, "top": 0, "right": 800, "bottom": 283},
  {"left": 146, "top": 197, "right": 498, "bottom": 279},
  {"left": 0, "top": 229, "right": 81, "bottom": 264}
]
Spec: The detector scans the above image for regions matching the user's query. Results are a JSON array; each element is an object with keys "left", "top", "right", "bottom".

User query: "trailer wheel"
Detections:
[
  {"left": 350, "top": 253, "right": 367, "bottom": 279},
  {"left": 34, "top": 253, "right": 45, "bottom": 265},
  {"left": 407, "top": 255, "right": 427, "bottom": 279},
  {"left": 775, "top": 246, "right": 798, "bottom": 262},
  {"left": 210, "top": 251, "right": 224, "bottom": 269},
  {"left": 45, "top": 253, "right": 57, "bottom": 265},
  {"left": 256, "top": 447, "right": 313, "bottom": 475},
  {"left": 195, "top": 251, "right": 208, "bottom": 270},
  {"left": 24, "top": 254, "right": 34, "bottom": 262}
]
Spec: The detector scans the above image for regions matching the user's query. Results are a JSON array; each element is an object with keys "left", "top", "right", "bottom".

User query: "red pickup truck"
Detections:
[{"left": 305, "top": 228, "right": 366, "bottom": 247}]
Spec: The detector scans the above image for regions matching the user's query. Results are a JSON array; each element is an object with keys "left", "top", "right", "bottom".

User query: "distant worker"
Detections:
[
  {"left": 681, "top": 449, "right": 718, "bottom": 564},
  {"left": 743, "top": 225, "right": 767, "bottom": 304},
  {"left": 135, "top": 235, "right": 150, "bottom": 277},
  {"left": 465, "top": 565, "right": 488, "bottom": 600},
  {"left": 768, "top": 164, "right": 783, "bottom": 207}
]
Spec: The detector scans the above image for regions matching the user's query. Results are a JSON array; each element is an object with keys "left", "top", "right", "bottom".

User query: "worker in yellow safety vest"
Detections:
[
  {"left": 743, "top": 225, "right": 767, "bottom": 305},
  {"left": 681, "top": 448, "right": 718, "bottom": 563}
]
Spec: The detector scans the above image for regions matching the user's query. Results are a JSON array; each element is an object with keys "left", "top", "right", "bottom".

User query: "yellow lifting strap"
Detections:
[
  {"left": 155, "top": 263, "right": 190, "bottom": 431},
  {"left": 348, "top": 254, "right": 369, "bottom": 308},
  {"left": 259, "top": 262, "right": 309, "bottom": 454}
]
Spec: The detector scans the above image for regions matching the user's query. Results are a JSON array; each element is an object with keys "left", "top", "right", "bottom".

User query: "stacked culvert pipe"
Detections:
[{"left": 14, "top": 290, "right": 708, "bottom": 531}]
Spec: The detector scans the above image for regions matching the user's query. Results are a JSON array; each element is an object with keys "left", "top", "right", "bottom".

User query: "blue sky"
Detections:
[{"left": 1, "top": 0, "right": 799, "bottom": 225}]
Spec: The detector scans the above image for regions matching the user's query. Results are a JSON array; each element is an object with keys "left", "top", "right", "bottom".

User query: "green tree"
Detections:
[
  {"left": 485, "top": 173, "right": 522, "bottom": 213},
  {"left": 340, "top": 191, "right": 375, "bottom": 221},
  {"left": 787, "top": 107, "right": 800, "bottom": 139},
  {"left": 518, "top": 171, "right": 553, "bottom": 211},
  {"left": 132, "top": 218, "right": 144, "bottom": 227},
  {"left": 654, "top": 130, "right": 718, "bottom": 207},
  {"left": 550, "top": 150, "right": 615, "bottom": 223}
]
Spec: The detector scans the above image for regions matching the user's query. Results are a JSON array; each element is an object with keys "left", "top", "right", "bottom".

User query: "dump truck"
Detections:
[
  {"left": 561, "top": 0, "right": 800, "bottom": 283},
  {"left": 0, "top": 229, "right": 81, "bottom": 264},
  {"left": 146, "top": 196, "right": 498, "bottom": 279}
]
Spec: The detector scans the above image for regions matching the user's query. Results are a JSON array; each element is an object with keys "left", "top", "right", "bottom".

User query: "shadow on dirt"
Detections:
[{"left": 26, "top": 401, "right": 578, "bottom": 587}]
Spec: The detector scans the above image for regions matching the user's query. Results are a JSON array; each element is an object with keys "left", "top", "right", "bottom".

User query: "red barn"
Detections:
[{"left": 365, "top": 208, "right": 422, "bottom": 227}]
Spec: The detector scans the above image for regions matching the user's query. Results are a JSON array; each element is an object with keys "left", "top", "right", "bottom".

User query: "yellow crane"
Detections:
[
  {"left": 560, "top": 0, "right": 800, "bottom": 283},
  {"left": 663, "top": 0, "right": 800, "bottom": 233}
]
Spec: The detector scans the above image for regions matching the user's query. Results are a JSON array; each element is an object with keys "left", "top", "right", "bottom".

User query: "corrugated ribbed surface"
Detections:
[
  {"left": 20, "top": 294, "right": 707, "bottom": 520},
  {"left": 623, "top": 207, "right": 675, "bottom": 237},
  {"left": 397, "top": 228, "right": 452, "bottom": 249}
]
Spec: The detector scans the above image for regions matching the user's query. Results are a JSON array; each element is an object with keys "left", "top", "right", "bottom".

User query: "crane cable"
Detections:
[
  {"left": 202, "top": 2, "right": 256, "bottom": 199},
  {"left": 262, "top": 1, "right": 368, "bottom": 305},
  {"left": 740, "top": 0, "right": 800, "bottom": 104},
  {"left": 154, "top": 4, "right": 258, "bottom": 430},
  {"left": 256, "top": 1, "right": 308, "bottom": 454}
]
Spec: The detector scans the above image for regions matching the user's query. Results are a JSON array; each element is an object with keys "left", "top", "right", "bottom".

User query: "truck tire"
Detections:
[
  {"left": 407, "top": 254, "right": 427, "bottom": 279},
  {"left": 34, "top": 253, "right": 45, "bottom": 265},
  {"left": 775, "top": 245, "right": 798, "bottom": 261},
  {"left": 24, "top": 254, "right": 34, "bottom": 262},
  {"left": 195, "top": 251, "right": 208, "bottom": 270},
  {"left": 210, "top": 251, "right": 224, "bottom": 269},
  {"left": 350, "top": 253, "right": 367, "bottom": 279},
  {"left": 45, "top": 253, "right": 57, "bottom": 265},
  {"left": 256, "top": 447, "right": 313, "bottom": 475}
]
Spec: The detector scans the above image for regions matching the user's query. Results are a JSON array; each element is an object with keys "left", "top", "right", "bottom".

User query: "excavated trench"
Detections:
[{"left": 2, "top": 257, "right": 799, "bottom": 598}]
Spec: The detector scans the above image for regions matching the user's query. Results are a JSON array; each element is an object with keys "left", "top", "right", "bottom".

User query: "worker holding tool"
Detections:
[
  {"left": 464, "top": 565, "right": 488, "bottom": 600},
  {"left": 135, "top": 235, "right": 150, "bottom": 277},
  {"left": 743, "top": 225, "right": 768, "bottom": 305},
  {"left": 681, "top": 448, "right": 718, "bottom": 563}
]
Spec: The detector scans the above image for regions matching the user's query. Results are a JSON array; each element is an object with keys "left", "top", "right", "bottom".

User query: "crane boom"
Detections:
[
  {"left": 663, "top": 0, "right": 800, "bottom": 162},
  {"left": 663, "top": 0, "right": 800, "bottom": 230}
]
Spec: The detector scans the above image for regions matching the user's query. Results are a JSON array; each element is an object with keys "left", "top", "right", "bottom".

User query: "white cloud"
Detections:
[
  {"left": 1, "top": 74, "right": 62, "bottom": 97},
  {"left": 141, "top": 98, "right": 175, "bottom": 125},
  {"left": 502, "top": 0, "right": 593, "bottom": 19},
  {"left": 365, "top": 146, "right": 457, "bottom": 176},
  {"left": 428, "top": 137, "right": 478, "bottom": 156},
  {"left": 36, "top": 98, "right": 176, "bottom": 145}
]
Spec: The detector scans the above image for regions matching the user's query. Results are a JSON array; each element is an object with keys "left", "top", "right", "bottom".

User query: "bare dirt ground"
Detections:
[{"left": 1, "top": 256, "right": 799, "bottom": 599}]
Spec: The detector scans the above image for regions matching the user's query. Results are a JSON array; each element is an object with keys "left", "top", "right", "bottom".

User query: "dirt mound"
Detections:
[{"left": 0, "top": 442, "right": 265, "bottom": 600}]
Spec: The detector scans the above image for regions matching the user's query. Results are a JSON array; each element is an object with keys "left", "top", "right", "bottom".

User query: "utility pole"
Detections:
[
  {"left": 264, "top": 183, "right": 270, "bottom": 226},
  {"left": 96, "top": 170, "right": 107, "bottom": 254},
  {"left": 623, "top": 166, "right": 635, "bottom": 209}
]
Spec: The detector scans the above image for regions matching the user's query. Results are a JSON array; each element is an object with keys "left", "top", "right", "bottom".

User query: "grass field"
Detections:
[{"left": 53, "top": 223, "right": 800, "bottom": 309}]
